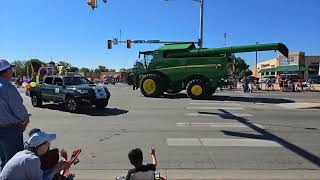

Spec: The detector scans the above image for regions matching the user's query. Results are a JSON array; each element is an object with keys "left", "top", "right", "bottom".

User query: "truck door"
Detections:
[
  {"left": 41, "top": 77, "right": 54, "bottom": 100},
  {"left": 52, "top": 77, "right": 64, "bottom": 101}
]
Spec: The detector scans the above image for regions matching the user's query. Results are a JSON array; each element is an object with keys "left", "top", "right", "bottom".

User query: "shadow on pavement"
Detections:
[
  {"left": 162, "top": 93, "right": 295, "bottom": 104},
  {"left": 41, "top": 104, "right": 128, "bottom": 116},
  {"left": 218, "top": 109, "right": 320, "bottom": 167}
]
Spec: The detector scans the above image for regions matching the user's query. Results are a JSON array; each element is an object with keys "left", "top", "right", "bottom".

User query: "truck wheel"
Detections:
[
  {"left": 186, "top": 79, "right": 207, "bottom": 99},
  {"left": 140, "top": 74, "right": 164, "bottom": 97},
  {"left": 205, "top": 87, "right": 217, "bottom": 96},
  {"left": 65, "top": 97, "right": 78, "bottom": 112},
  {"left": 31, "top": 94, "right": 42, "bottom": 107},
  {"left": 95, "top": 102, "right": 108, "bottom": 109}
]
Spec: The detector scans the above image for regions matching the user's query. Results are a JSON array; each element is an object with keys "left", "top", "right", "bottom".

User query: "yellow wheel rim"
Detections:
[
  {"left": 143, "top": 79, "right": 156, "bottom": 94},
  {"left": 191, "top": 85, "right": 203, "bottom": 96}
]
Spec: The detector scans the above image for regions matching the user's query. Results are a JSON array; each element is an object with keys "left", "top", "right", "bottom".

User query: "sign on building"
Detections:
[{"left": 280, "top": 56, "right": 298, "bottom": 66}]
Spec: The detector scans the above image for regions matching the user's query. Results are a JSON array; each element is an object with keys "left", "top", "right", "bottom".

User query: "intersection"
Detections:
[{"left": 20, "top": 84, "right": 320, "bottom": 179}]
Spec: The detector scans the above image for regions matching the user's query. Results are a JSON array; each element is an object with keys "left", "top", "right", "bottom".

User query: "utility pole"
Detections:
[
  {"left": 198, "top": 0, "right": 204, "bottom": 48},
  {"left": 256, "top": 41, "right": 259, "bottom": 77},
  {"left": 164, "top": 0, "right": 204, "bottom": 47}
]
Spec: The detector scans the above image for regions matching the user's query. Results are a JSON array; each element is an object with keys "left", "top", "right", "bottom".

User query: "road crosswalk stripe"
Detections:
[
  {"left": 167, "top": 138, "right": 281, "bottom": 147},
  {"left": 185, "top": 112, "right": 253, "bottom": 117},
  {"left": 176, "top": 122, "right": 262, "bottom": 128},
  {"left": 186, "top": 107, "right": 244, "bottom": 110}
]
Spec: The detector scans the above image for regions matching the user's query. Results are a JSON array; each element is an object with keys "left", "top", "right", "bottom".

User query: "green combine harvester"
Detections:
[{"left": 135, "top": 43, "right": 288, "bottom": 99}]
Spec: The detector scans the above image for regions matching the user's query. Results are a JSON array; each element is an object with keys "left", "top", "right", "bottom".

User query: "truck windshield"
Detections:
[{"left": 64, "top": 77, "right": 90, "bottom": 86}]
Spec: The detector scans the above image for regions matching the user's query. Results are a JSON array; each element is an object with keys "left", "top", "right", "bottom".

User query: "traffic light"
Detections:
[
  {"left": 107, "top": 40, "right": 112, "bottom": 49},
  {"left": 127, "top": 40, "right": 132, "bottom": 49},
  {"left": 87, "top": 0, "right": 97, "bottom": 9}
]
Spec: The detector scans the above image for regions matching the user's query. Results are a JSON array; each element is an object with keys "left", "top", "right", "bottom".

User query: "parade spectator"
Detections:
[
  {"left": 248, "top": 81, "right": 253, "bottom": 93},
  {"left": 126, "top": 146, "right": 158, "bottom": 180},
  {"left": 288, "top": 80, "right": 295, "bottom": 92},
  {"left": 279, "top": 77, "right": 284, "bottom": 91},
  {"left": 0, "top": 131, "right": 70, "bottom": 180},
  {"left": 266, "top": 78, "right": 272, "bottom": 91},
  {"left": 297, "top": 79, "right": 303, "bottom": 91},
  {"left": 0, "top": 59, "right": 30, "bottom": 170}
]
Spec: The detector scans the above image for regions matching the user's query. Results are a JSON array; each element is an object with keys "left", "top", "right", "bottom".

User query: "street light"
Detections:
[{"left": 165, "top": 0, "right": 205, "bottom": 48}]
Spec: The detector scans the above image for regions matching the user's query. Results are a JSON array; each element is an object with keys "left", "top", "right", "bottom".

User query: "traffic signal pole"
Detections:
[{"left": 87, "top": 0, "right": 204, "bottom": 49}]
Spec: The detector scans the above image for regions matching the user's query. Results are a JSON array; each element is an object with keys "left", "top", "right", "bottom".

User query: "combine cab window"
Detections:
[{"left": 145, "top": 55, "right": 153, "bottom": 65}]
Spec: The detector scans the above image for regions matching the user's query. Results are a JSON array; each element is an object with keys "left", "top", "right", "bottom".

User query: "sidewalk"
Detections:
[
  {"left": 237, "top": 83, "right": 320, "bottom": 92},
  {"left": 72, "top": 169, "right": 320, "bottom": 180}
]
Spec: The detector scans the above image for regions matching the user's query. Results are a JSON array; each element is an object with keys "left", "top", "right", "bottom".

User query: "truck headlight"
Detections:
[{"left": 77, "top": 90, "right": 88, "bottom": 94}]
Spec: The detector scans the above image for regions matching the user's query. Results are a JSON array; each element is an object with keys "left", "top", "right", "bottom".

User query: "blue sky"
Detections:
[{"left": 0, "top": 0, "right": 319, "bottom": 70}]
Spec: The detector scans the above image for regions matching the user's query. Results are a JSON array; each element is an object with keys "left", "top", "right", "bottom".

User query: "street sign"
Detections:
[
  {"left": 113, "top": 38, "right": 119, "bottom": 45},
  {"left": 147, "top": 40, "right": 160, "bottom": 43},
  {"left": 133, "top": 40, "right": 146, "bottom": 44}
]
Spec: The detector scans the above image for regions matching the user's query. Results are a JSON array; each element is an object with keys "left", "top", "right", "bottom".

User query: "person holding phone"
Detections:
[
  {"left": 0, "top": 131, "right": 70, "bottom": 180},
  {"left": 125, "top": 146, "right": 158, "bottom": 180}
]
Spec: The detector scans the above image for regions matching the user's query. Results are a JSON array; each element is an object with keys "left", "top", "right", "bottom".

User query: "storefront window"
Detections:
[{"left": 271, "top": 72, "right": 275, "bottom": 75}]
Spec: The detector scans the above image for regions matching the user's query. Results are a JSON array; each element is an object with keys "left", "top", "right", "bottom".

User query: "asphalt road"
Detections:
[{"left": 20, "top": 84, "right": 320, "bottom": 177}]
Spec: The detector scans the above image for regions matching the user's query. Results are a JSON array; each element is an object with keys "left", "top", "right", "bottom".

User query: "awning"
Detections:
[
  {"left": 259, "top": 67, "right": 277, "bottom": 73},
  {"left": 276, "top": 65, "right": 306, "bottom": 72}
]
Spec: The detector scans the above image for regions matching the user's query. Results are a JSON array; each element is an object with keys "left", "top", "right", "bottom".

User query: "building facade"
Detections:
[{"left": 252, "top": 52, "right": 320, "bottom": 80}]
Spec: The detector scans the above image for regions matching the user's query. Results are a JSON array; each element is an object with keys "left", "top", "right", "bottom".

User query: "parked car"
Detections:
[
  {"left": 307, "top": 76, "right": 320, "bottom": 84},
  {"left": 246, "top": 76, "right": 259, "bottom": 83},
  {"left": 104, "top": 77, "right": 115, "bottom": 85},
  {"left": 28, "top": 75, "right": 110, "bottom": 112},
  {"left": 259, "top": 76, "right": 276, "bottom": 83}
]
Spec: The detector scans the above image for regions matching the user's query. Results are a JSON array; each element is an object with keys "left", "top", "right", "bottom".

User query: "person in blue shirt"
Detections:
[
  {"left": 0, "top": 131, "right": 70, "bottom": 180},
  {"left": 0, "top": 59, "right": 30, "bottom": 170}
]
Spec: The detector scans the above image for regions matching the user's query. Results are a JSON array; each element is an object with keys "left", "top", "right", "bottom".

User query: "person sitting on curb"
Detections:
[
  {"left": 125, "top": 146, "right": 158, "bottom": 180},
  {"left": 0, "top": 130, "right": 70, "bottom": 180}
]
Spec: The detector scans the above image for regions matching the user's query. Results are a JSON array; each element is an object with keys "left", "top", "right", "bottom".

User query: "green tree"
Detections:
[
  {"left": 80, "top": 67, "right": 90, "bottom": 73},
  {"left": 57, "top": 61, "right": 72, "bottom": 69},
  {"left": 120, "top": 68, "right": 128, "bottom": 72},
  {"left": 234, "top": 57, "right": 250, "bottom": 78},
  {"left": 12, "top": 60, "right": 26, "bottom": 77},
  {"left": 80, "top": 67, "right": 90, "bottom": 77},
  {"left": 25, "top": 59, "right": 45, "bottom": 77},
  {"left": 69, "top": 67, "right": 79, "bottom": 72},
  {"left": 97, "top": 65, "right": 108, "bottom": 72}
]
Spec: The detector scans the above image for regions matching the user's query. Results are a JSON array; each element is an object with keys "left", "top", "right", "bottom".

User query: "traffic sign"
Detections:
[{"left": 113, "top": 38, "right": 119, "bottom": 45}]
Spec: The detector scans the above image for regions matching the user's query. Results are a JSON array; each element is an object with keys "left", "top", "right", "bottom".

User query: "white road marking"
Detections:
[
  {"left": 176, "top": 122, "right": 263, "bottom": 128},
  {"left": 186, "top": 107, "right": 244, "bottom": 110},
  {"left": 185, "top": 113, "right": 253, "bottom": 117},
  {"left": 167, "top": 138, "right": 281, "bottom": 147},
  {"left": 200, "top": 138, "right": 281, "bottom": 147}
]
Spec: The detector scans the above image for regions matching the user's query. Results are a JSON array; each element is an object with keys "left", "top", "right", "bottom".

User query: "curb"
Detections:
[{"left": 72, "top": 169, "right": 320, "bottom": 180}]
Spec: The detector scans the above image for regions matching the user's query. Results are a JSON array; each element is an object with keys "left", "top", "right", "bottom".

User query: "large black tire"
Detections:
[
  {"left": 31, "top": 94, "right": 42, "bottom": 107},
  {"left": 140, "top": 74, "right": 164, "bottom": 97},
  {"left": 186, "top": 79, "right": 208, "bottom": 99},
  {"left": 95, "top": 101, "right": 108, "bottom": 109},
  {"left": 205, "top": 86, "right": 217, "bottom": 96},
  {"left": 65, "top": 96, "right": 78, "bottom": 112}
]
